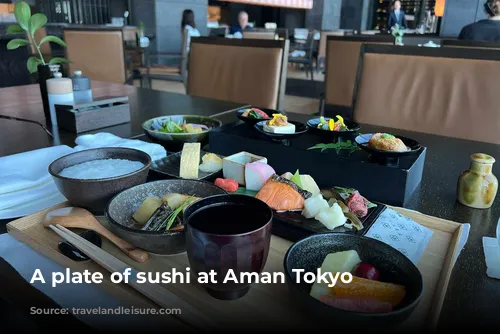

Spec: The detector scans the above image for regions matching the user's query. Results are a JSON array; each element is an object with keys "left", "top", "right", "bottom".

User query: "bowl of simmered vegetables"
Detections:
[{"left": 142, "top": 115, "right": 222, "bottom": 152}]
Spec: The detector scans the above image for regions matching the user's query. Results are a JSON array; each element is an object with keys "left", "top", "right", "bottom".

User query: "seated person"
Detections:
[
  {"left": 459, "top": 0, "right": 500, "bottom": 41},
  {"left": 230, "top": 11, "right": 252, "bottom": 35}
]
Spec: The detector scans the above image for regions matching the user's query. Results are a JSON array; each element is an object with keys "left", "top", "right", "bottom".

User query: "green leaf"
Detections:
[
  {"left": 39, "top": 35, "right": 67, "bottom": 48},
  {"left": 27, "top": 56, "right": 41, "bottom": 74},
  {"left": 7, "top": 24, "right": 24, "bottom": 34},
  {"left": 14, "top": 1, "right": 31, "bottom": 31},
  {"left": 290, "top": 169, "right": 302, "bottom": 189},
  {"left": 6, "top": 38, "right": 30, "bottom": 50},
  {"left": 28, "top": 13, "right": 47, "bottom": 37},
  {"left": 49, "top": 57, "right": 71, "bottom": 65}
]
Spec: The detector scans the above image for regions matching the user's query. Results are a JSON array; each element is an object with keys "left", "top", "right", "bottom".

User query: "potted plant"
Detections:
[
  {"left": 391, "top": 24, "right": 405, "bottom": 46},
  {"left": 6, "top": 1, "right": 70, "bottom": 125}
]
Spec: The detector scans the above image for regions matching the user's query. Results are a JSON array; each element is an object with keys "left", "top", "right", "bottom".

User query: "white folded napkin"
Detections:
[
  {"left": 0, "top": 145, "right": 73, "bottom": 219},
  {"left": 483, "top": 219, "right": 500, "bottom": 279},
  {"left": 74, "top": 132, "right": 166, "bottom": 162}
]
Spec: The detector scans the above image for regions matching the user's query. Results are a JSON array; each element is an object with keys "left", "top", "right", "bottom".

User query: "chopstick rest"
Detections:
[{"left": 48, "top": 224, "right": 217, "bottom": 330}]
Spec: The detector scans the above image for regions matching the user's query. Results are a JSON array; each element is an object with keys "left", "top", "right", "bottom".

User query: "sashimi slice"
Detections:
[{"left": 319, "top": 295, "right": 393, "bottom": 313}]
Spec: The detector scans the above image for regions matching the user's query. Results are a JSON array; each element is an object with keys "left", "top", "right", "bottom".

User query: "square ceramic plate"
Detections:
[{"left": 151, "top": 150, "right": 224, "bottom": 180}]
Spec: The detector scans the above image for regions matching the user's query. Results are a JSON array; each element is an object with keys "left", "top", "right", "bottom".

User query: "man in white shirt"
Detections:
[{"left": 388, "top": 1, "right": 408, "bottom": 29}]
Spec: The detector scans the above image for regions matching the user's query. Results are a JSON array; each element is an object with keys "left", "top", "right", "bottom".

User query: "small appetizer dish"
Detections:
[
  {"left": 105, "top": 179, "right": 227, "bottom": 255},
  {"left": 142, "top": 115, "right": 222, "bottom": 152},
  {"left": 284, "top": 233, "right": 423, "bottom": 327},
  {"left": 151, "top": 143, "right": 224, "bottom": 180},
  {"left": 355, "top": 133, "right": 422, "bottom": 157},
  {"left": 237, "top": 107, "right": 273, "bottom": 126},
  {"left": 307, "top": 116, "right": 361, "bottom": 138},
  {"left": 255, "top": 114, "right": 308, "bottom": 140}
]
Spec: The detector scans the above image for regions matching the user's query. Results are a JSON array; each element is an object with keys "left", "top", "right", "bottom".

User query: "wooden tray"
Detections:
[{"left": 7, "top": 203, "right": 464, "bottom": 331}]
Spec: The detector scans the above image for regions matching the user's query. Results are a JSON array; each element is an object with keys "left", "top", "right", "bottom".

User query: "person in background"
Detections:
[
  {"left": 388, "top": 1, "right": 408, "bottom": 30},
  {"left": 230, "top": 11, "right": 252, "bottom": 35},
  {"left": 459, "top": 0, "right": 500, "bottom": 41},
  {"left": 181, "top": 9, "right": 200, "bottom": 52}
]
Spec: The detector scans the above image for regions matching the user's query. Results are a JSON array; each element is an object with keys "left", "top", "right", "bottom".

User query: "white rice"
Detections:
[{"left": 59, "top": 159, "right": 144, "bottom": 179}]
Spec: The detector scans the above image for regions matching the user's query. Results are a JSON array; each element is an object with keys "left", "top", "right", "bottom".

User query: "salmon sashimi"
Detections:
[
  {"left": 332, "top": 276, "right": 406, "bottom": 307},
  {"left": 256, "top": 174, "right": 311, "bottom": 212},
  {"left": 319, "top": 295, "right": 393, "bottom": 313}
]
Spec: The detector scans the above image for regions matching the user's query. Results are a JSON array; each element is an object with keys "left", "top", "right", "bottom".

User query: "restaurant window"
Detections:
[{"left": 39, "top": 0, "right": 111, "bottom": 25}]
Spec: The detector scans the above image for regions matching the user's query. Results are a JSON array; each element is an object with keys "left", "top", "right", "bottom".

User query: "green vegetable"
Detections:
[
  {"left": 165, "top": 196, "right": 194, "bottom": 231},
  {"left": 308, "top": 140, "right": 360, "bottom": 155},
  {"left": 290, "top": 169, "right": 302, "bottom": 189},
  {"left": 249, "top": 110, "right": 262, "bottom": 119},
  {"left": 159, "top": 120, "right": 185, "bottom": 133},
  {"left": 381, "top": 133, "right": 395, "bottom": 139}
]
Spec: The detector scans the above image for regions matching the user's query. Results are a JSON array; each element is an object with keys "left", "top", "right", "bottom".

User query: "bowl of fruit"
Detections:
[
  {"left": 284, "top": 233, "right": 423, "bottom": 328},
  {"left": 143, "top": 115, "right": 222, "bottom": 152}
]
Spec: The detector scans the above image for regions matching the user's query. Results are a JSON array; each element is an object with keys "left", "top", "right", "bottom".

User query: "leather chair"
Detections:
[
  {"left": 63, "top": 29, "right": 128, "bottom": 84},
  {"left": 322, "top": 35, "right": 393, "bottom": 116},
  {"left": 243, "top": 31, "right": 277, "bottom": 40},
  {"left": 187, "top": 37, "right": 289, "bottom": 110},
  {"left": 317, "top": 30, "right": 347, "bottom": 71},
  {"left": 441, "top": 39, "right": 500, "bottom": 50},
  {"left": 352, "top": 44, "right": 500, "bottom": 145}
]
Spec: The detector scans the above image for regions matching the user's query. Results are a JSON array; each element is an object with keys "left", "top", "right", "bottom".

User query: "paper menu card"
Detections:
[{"left": 365, "top": 208, "right": 434, "bottom": 265}]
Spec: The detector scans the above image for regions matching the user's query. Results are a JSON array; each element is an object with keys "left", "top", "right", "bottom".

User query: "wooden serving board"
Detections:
[{"left": 6, "top": 203, "right": 464, "bottom": 331}]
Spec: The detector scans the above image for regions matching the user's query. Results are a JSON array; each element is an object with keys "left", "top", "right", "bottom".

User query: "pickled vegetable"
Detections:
[
  {"left": 132, "top": 197, "right": 162, "bottom": 225},
  {"left": 332, "top": 276, "right": 406, "bottom": 307}
]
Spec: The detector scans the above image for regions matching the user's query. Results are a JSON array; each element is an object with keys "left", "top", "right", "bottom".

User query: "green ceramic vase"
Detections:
[{"left": 457, "top": 153, "right": 498, "bottom": 209}]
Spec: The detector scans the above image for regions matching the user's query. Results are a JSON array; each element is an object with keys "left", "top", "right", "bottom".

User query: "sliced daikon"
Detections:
[
  {"left": 299, "top": 174, "right": 320, "bottom": 196},
  {"left": 315, "top": 203, "right": 347, "bottom": 230},
  {"left": 302, "top": 194, "right": 329, "bottom": 219}
]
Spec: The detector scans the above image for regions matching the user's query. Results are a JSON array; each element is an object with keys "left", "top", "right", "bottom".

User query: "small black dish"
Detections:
[
  {"left": 58, "top": 230, "right": 102, "bottom": 261},
  {"left": 355, "top": 133, "right": 422, "bottom": 158},
  {"left": 254, "top": 120, "right": 308, "bottom": 141},
  {"left": 284, "top": 233, "right": 423, "bottom": 328},
  {"left": 236, "top": 107, "right": 278, "bottom": 126},
  {"left": 307, "top": 117, "right": 361, "bottom": 139},
  {"left": 151, "top": 150, "right": 224, "bottom": 180}
]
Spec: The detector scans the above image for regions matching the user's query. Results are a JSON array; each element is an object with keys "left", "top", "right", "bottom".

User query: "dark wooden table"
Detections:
[
  {"left": 1, "top": 90, "right": 499, "bottom": 330},
  {"left": 0, "top": 82, "right": 248, "bottom": 157}
]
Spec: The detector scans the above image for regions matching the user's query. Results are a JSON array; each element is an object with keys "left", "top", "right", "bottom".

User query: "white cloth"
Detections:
[
  {"left": 74, "top": 132, "right": 166, "bottom": 162},
  {"left": 0, "top": 145, "right": 73, "bottom": 219},
  {"left": 482, "top": 218, "right": 500, "bottom": 279}
]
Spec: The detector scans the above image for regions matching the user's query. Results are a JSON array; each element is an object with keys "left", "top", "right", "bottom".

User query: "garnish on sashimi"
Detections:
[
  {"left": 241, "top": 108, "right": 270, "bottom": 119},
  {"left": 255, "top": 174, "right": 311, "bottom": 212}
]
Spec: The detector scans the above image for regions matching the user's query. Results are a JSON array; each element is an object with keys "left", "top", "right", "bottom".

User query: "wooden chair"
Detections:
[
  {"left": 63, "top": 29, "right": 129, "bottom": 84},
  {"left": 243, "top": 31, "right": 277, "bottom": 40},
  {"left": 352, "top": 44, "right": 500, "bottom": 145},
  {"left": 138, "top": 29, "right": 189, "bottom": 89},
  {"left": 317, "top": 30, "right": 347, "bottom": 71},
  {"left": 321, "top": 35, "right": 393, "bottom": 116},
  {"left": 187, "top": 37, "right": 289, "bottom": 110}
]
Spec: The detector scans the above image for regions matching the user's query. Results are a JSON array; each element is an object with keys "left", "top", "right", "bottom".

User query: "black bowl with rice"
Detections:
[{"left": 48, "top": 148, "right": 151, "bottom": 214}]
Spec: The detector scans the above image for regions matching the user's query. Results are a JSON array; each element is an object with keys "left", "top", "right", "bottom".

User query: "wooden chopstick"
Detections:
[{"left": 49, "top": 224, "right": 217, "bottom": 330}]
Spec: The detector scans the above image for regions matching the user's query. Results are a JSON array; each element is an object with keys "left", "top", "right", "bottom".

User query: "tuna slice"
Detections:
[{"left": 346, "top": 192, "right": 368, "bottom": 218}]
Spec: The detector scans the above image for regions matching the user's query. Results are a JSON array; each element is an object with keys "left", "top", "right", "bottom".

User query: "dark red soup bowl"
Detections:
[{"left": 184, "top": 194, "right": 273, "bottom": 300}]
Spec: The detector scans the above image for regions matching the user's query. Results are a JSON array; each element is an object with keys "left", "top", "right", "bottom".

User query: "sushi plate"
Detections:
[
  {"left": 151, "top": 150, "right": 224, "bottom": 181},
  {"left": 234, "top": 187, "right": 387, "bottom": 242}
]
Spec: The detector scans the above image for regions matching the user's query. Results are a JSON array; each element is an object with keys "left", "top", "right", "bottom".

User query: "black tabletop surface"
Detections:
[{"left": 1, "top": 100, "right": 499, "bottom": 329}]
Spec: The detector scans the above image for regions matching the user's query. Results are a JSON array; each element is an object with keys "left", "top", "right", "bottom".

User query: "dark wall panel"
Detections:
[{"left": 440, "top": 0, "right": 480, "bottom": 37}]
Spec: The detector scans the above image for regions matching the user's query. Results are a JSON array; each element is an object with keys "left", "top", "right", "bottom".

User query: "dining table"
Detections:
[{"left": 0, "top": 84, "right": 499, "bottom": 331}]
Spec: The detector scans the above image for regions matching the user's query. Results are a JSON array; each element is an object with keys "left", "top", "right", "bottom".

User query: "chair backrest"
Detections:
[
  {"left": 187, "top": 37, "right": 289, "bottom": 110},
  {"left": 318, "top": 31, "right": 346, "bottom": 61},
  {"left": 64, "top": 29, "right": 126, "bottom": 83},
  {"left": 441, "top": 39, "right": 500, "bottom": 50},
  {"left": 243, "top": 31, "right": 277, "bottom": 40},
  {"left": 324, "top": 35, "right": 392, "bottom": 109},
  {"left": 352, "top": 44, "right": 500, "bottom": 145}
]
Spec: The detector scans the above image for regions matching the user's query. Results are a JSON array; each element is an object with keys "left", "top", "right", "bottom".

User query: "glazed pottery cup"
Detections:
[
  {"left": 457, "top": 153, "right": 498, "bottom": 209},
  {"left": 184, "top": 194, "right": 273, "bottom": 300}
]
